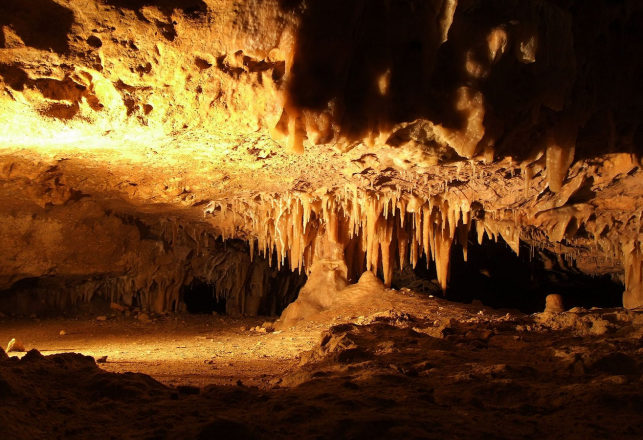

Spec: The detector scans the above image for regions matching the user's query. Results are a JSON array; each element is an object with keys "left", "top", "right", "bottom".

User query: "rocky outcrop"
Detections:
[{"left": 0, "top": 0, "right": 642, "bottom": 312}]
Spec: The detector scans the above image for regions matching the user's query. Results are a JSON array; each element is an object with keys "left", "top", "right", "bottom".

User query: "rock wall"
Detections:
[
  {"left": 0, "top": 197, "right": 306, "bottom": 315},
  {"left": 0, "top": 0, "right": 642, "bottom": 311}
]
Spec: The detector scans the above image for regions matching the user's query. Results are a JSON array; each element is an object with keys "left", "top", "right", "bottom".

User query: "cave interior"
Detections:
[{"left": 1, "top": 0, "right": 643, "bottom": 439}]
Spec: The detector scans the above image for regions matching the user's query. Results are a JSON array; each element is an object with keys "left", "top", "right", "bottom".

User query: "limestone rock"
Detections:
[
  {"left": 545, "top": 294, "right": 565, "bottom": 314},
  {"left": 110, "top": 303, "right": 128, "bottom": 312},
  {"left": 138, "top": 313, "right": 150, "bottom": 323},
  {"left": 6, "top": 339, "right": 25, "bottom": 353},
  {"left": 0, "top": 0, "right": 641, "bottom": 315}
]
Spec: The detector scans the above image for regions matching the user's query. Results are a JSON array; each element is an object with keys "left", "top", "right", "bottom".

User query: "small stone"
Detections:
[
  {"left": 138, "top": 313, "right": 150, "bottom": 323},
  {"left": 240, "top": 326, "right": 248, "bottom": 332},
  {"left": 602, "top": 375, "right": 629, "bottom": 385},
  {"left": 96, "top": 316, "right": 107, "bottom": 321},
  {"left": 6, "top": 339, "right": 25, "bottom": 353},
  {"left": 110, "top": 302, "right": 127, "bottom": 312},
  {"left": 124, "top": 310, "right": 131, "bottom": 318},
  {"left": 96, "top": 356, "right": 108, "bottom": 363},
  {"left": 29, "top": 314, "right": 37, "bottom": 319},
  {"left": 545, "top": 294, "right": 565, "bottom": 313},
  {"left": 59, "top": 330, "right": 66, "bottom": 336}
]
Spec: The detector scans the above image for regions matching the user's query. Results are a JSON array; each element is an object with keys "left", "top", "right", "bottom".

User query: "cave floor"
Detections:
[
  {"left": 0, "top": 313, "right": 320, "bottom": 388},
  {"left": 0, "top": 288, "right": 469, "bottom": 388},
  {"left": 2, "top": 290, "right": 643, "bottom": 439}
]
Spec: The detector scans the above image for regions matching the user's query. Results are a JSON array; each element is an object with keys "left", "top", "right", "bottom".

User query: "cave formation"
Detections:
[{"left": 1, "top": 0, "right": 643, "bottom": 439}]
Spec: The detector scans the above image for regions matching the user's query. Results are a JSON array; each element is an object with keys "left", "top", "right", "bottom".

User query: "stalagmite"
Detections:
[
  {"left": 205, "top": 187, "right": 475, "bottom": 300},
  {"left": 623, "top": 241, "right": 643, "bottom": 309},
  {"left": 544, "top": 294, "right": 565, "bottom": 313}
]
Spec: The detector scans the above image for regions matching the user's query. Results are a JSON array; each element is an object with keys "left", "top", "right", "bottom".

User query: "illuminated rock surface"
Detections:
[
  {"left": 2, "top": 2, "right": 643, "bottom": 437},
  {"left": 0, "top": 0, "right": 642, "bottom": 314}
]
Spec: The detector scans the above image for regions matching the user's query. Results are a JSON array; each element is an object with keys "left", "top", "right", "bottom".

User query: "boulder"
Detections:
[{"left": 6, "top": 339, "right": 25, "bottom": 353}]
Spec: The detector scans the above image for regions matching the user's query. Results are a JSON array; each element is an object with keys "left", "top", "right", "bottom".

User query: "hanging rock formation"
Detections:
[{"left": 0, "top": 0, "right": 642, "bottom": 313}]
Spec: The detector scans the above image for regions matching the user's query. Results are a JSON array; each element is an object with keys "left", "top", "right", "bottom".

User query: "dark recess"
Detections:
[
  {"left": 0, "top": 0, "right": 74, "bottom": 54},
  {"left": 180, "top": 253, "right": 307, "bottom": 316},
  {"left": 405, "top": 233, "right": 623, "bottom": 314},
  {"left": 275, "top": 0, "right": 643, "bottom": 160},
  {"left": 102, "top": 0, "right": 208, "bottom": 19},
  {"left": 182, "top": 280, "right": 227, "bottom": 315}
]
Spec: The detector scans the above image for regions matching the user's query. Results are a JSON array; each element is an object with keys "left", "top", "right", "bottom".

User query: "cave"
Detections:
[
  {"left": 182, "top": 281, "right": 227, "bottom": 315},
  {"left": 1, "top": 0, "right": 643, "bottom": 439},
  {"left": 419, "top": 234, "right": 625, "bottom": 313}
]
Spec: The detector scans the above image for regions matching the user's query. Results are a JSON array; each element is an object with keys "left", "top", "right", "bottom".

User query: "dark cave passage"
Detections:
[
  {"left": 182, "top": 280, "right": 227, "bottom": 315},
  {"left": 180, "top": 252, "right": 308, "bottom": 317},
  {"left": 0, "top": 236, "right": 623, "bottom": 318},
  {"left": 401, "top": 234, "right": 624, "bottom": 314}
]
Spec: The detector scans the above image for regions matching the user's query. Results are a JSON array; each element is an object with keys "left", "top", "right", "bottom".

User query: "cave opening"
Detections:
[
  {"left": 181, "top": 280, "right": 226, "bottom": 315},
  {"left": 0, "top": 230, "right": 624, "bottom": 318},
  {"left": 178, "top": 250, "right": 308, "bottom": 317},
  {"left": 394, "top": 233, "right": 624, "bottom": 314}
]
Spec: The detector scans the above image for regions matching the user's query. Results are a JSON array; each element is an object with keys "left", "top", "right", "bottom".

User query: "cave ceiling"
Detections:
[{"left": 1, "top": 0, "right": 642, "bottom": 311}]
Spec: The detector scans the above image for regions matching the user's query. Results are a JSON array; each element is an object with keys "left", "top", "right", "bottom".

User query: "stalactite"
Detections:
[
  {"left": 205, "top": 185, "right": 643, "bottom": 309},
  {"left": 545, "top": 122, "right": 578, "bottom": 193},
  {"left": 205, "top": 187, "right": 475, "bottom": 295}
]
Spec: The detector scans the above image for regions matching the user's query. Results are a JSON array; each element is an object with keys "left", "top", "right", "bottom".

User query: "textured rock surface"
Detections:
[
  {"left": 0, "top": 0, "right": 642, "bottom": 312},
  {"left": 544, "top": 293, "right": 565, "bottom": 313},
  {"left": 6, "top": 338, "right": 25, "bottom": 353},
  {"left": 1, "top": 300, "right": 643, "bottom": 439}
]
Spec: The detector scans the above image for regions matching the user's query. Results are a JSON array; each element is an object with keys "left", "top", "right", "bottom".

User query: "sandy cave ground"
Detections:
[{"left": 2, "top": 289, "right": 643, "bottom": 440}]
